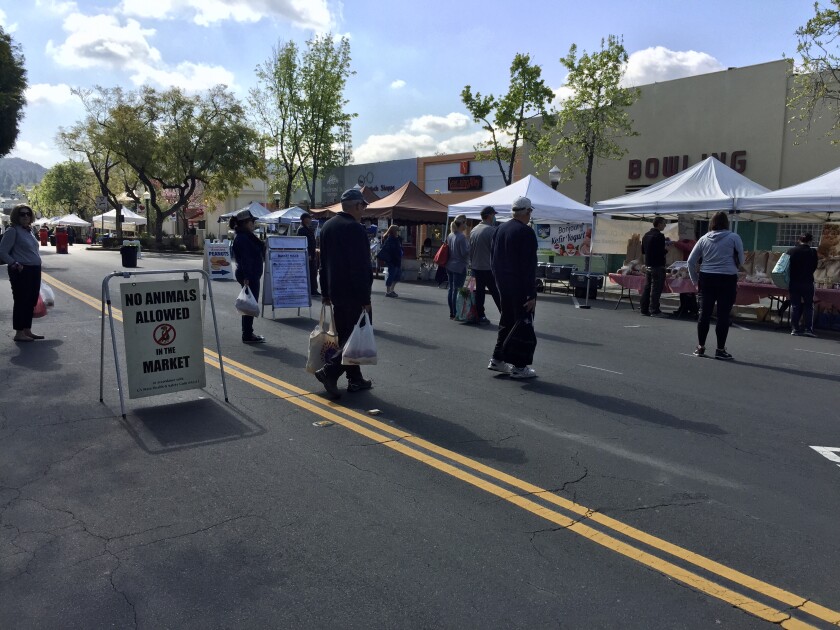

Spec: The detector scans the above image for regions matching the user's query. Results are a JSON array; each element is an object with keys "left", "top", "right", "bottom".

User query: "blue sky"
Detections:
[{"left": 0, "top": 0, "right": 822, "bottom": 169}]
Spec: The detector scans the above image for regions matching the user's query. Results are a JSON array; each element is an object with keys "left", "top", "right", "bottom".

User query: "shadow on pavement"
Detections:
[
  {"left": 9, "top": 339, "right": 64, "bottom": 372},
  {"left": 520, "top": 381, "right": 727, "bottom": 436},
  {"left": 733, "top": 360, "right": 840, "bottom": 383},
  {"left": 125, "top": 398, "right": 265, "bottom": 454},
  {"left": 535, "top": 331, "right": 602, "bottom": 346},
  {"left": 373, "top": 329, "right": 439, "bottom": 349}
]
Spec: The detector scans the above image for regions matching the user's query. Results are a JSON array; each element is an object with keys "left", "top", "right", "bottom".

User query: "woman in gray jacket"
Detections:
[
  {"left": 687, "top": 211, "right": 745, "bottom": 360},
  {"left": 0, "top": 205, "right": 43, "bottom": 342},
  {"left": 445, "top": 214, "right": 469, "bottom": 319}
]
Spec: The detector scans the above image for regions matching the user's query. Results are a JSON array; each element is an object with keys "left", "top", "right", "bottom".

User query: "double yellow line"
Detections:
[{"left": 44, "top": 272, "right": 840, "bottom": 628}]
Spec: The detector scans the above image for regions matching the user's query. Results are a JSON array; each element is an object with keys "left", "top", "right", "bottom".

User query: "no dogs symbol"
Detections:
[{"left": 153, "top": 323, "right": 176, "bottom": 346}]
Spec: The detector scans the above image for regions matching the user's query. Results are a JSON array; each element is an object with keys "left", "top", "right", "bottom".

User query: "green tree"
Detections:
[
  {"left": 249, "top": 34, "right": 355, "bottom": 208},
  {"left": 461, "top": 53, "right": 555, "bottom": 186},
  {"left": 534, "top": 35, "right": 639, "bottom": 206},
  {"left": 33, "top": 160, "right": 97, "bottom": 218},
  {"left": 0, "top": 25, "right": 28, "bottom": 157},
  {"left": 790, "top": 0, "right": 840, "bottom": 141},
  {"left": 70, "top": 85, "right": 261, "bottom": 242}
]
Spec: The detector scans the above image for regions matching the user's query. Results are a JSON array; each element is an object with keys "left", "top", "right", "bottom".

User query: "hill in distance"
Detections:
[{"left": 0, "top": 157, "right": 48, "bottom": 197}]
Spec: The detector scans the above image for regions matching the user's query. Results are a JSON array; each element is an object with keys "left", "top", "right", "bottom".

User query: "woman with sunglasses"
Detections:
[{"left": 0, "top": 205, "right": 44, "bottom": 342}]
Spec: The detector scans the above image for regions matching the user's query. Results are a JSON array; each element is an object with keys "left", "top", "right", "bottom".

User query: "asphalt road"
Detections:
[{"left": 1, "top": 246, "right": 839, "bottom": 629}]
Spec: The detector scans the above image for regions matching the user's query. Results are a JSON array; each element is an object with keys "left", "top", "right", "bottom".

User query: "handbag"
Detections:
[
  {"left": 771, "top": 252, "right": 790, "bottom": 289},
  {"left": 502, "top": 315, "right": 537, "bottom": 366},
  {"left": 234, "top": 285, "right": 260, "bottom": 317},
  {"left": 306, "top": 304, "right": 340, "bottom": 374},
  {"left": 455, "top": 287, "right": 477, "bottom": 323},
  {"left": 40, "top": 282, "right": 56, "bottom": 308},
  {"left": 433, "top": 242, "right": 449, "bottom": 267},
  {"left": 341, "top": 310, "right": 377, "bottom": 365},
  {"left": 33, "top": 294, "right": 48, "bottom": 319}
]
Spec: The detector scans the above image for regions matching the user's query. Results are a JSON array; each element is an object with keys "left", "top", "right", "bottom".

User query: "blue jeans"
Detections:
[
  {"left": 447, "top": 271, "right": 466, "bottom": 317},
  {"left": 386, "top": 266, "right": 402, "bottom": 289}
]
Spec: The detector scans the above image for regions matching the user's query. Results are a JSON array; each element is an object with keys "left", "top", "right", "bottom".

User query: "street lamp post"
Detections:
[
  {"left": 273, "top": 191, "right": 282, "bottom": 210},
  {"left": 142, "top": 191, "right": 150, "bottom": 237},
  {"left": 549, "top": 166, "right": 562, "bottom": 190}
]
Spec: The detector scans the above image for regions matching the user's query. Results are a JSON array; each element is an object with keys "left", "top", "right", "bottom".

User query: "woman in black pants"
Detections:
[
  {"left": 0, "top": 205, "right": 43, "bottom": 342},
  {"left": 687, "top": 211, "right": 745, "bottom": 360},
  {"left": 231, "top": 209, "right": 266, "bottom": 344}
]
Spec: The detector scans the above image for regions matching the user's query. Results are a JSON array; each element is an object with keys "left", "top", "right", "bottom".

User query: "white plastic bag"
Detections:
[
  {"left": 341, "top": 310, "right": 377, "bottom": 366},
  {"left": 235, "top": 285, "right": 260, "bottom": 317},
  {"left": 39, "top": 282, "right": 56, "bottom": 308},
  {"left": 306, "top": 304, "right": 339, "bottom": 374}
]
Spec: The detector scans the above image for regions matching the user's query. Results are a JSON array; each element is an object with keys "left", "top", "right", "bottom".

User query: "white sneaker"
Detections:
[
  {"left": 487, "top": 358, "right": 511, "bottom": 373},
  {"left": 509, "top": 366, "right": 537, "bottom": 379}
]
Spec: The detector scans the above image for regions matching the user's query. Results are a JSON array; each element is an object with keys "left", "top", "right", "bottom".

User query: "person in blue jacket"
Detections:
[
  {"left": 231, "top": 209, "right": 266, "bottom": 344},
  {"left": 377, "top": 224, "right": 403, "bottom": 297}
]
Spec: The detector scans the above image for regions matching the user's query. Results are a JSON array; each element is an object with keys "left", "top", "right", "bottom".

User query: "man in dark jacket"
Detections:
[
  {"left": 488, "top": 196, "right": 538, "bottom": 379},
  {"left": 315, "top": 188, "right": 374, "bottom": 398},
  {"left": 788, "top": 232, "right": 819, "bottom": 337},
  {"left": 640, "top": 217, "right": 668, "bottom": 316},
  {"left": 297, "top": 212, "right": 320, "bottom": 296}
]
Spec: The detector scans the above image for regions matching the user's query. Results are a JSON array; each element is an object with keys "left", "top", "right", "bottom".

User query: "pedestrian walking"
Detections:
[
  {"left": 445, "top": 214, "right": 469, "bottom": 320},
  {"left": 488, "top": 196, "right": 538, "bottom": 379},
  {"left": 315, "top": 188, "right": 374, "bottom": 398},
  {"left": 297, "top": 212, "right": 320, "bottom": 296},
  {"left": 687, "top": 211, "right": 745, "bottom": 360},
  {"left": 640, "top": 216, "right": 668, "bottom": 317},
  {"left": 231, "top": 208, "right": 266, "bottom": 344},
  {"left": 0, "top": 204, "right": 44, "bottom": 342},
  {"left": 788, "top": 232, "right": 819, "bottom": 337},
  {"left": 469, "top": 206, "right": 501, "bottom": 325},
  {"left": 377, "top": 224, "right": 403, "bottom": 297}
]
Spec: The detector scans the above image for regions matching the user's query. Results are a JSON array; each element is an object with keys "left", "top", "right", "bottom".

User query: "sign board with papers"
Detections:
[
  {"left": 263, "top": 235, "right": 310, "bottom": 311},
  {"left": 204, "top": 240, "right": 234, "bottom": 280}
]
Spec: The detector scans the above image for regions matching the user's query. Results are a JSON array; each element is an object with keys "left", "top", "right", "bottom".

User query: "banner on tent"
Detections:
[
  {"left": 591, "top": 217, "right": 651, "bottom": 255},
  {"left": 534, "top": 222, "right": 591, "bottom": 258}
]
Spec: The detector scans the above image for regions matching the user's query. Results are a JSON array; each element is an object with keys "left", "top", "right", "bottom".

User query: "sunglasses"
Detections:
[{"left": 19, "top": 211, "right": 32, "bottom": 217}]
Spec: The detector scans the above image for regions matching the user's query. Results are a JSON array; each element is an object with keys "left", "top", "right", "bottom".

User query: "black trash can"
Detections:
[{"left": 120, "top": 245, "right": 138, "bottom": 268}]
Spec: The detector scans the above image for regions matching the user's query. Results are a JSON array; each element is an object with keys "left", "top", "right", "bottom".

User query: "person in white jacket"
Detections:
[{"left": 687, "top": 211, "right": 745, "bottom": 360}]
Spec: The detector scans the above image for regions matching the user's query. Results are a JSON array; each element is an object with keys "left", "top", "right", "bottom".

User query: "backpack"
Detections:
[{"left": 433, "top": 242, "right": 449, "bottom": 267}]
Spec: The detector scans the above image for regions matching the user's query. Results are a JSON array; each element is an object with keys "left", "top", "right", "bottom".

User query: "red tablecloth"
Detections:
[{"left": 608, "top": 273, "right": 697, "bottom": 294}]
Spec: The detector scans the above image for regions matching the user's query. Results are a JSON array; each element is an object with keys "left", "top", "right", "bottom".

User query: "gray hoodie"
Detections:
[{"left": 687, "top": 229, "right": 745, "bottom": 284}]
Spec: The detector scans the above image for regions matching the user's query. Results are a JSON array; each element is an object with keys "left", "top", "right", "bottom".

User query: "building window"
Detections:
[{"left": 776, "top": 223, "right": 823, "bottom": 247}]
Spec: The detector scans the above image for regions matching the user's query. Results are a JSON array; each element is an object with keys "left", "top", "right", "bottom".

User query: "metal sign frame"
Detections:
[{"left": 99, "top": 269, "right": 229, "bottom": 418}]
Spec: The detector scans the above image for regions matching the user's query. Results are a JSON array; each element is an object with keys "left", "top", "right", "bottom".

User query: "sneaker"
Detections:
[
  {"left": 347, "top": 378, "right": 373, "bottom": 393},
  {"left": 692, "top": 346, "right": 705, "bottom": 357},
  {"left": 509, "top": 366, "right": 537, "bottom": 379},
  {"left": 791, "top": 330, "right": 803, "bottom": 336},
  {"left": 714, "top": 348, "right": 734, "bottom": 361},
  {"left": 478, "top": 316, "right": 491, "bottom": 325},
  {"left": 487, "top": 358, "right": 511, "bottom": 374},
  {"left": 640, "top": 311, "right": 651, "bottom": 316},
  {"left": 242, "top": 334, "right": 266, "bottom": 344},
  {"left": 315, "top": 368, "right": 341, "bottom": 398},
  {"left": 803, "top": 330, "right": 817, "bottom": 338},
  {"left": 386, "top": 291, "right": 398, "bottom": 298},
  {"left": 649, "top": 311, "right": 666, "bottom": 318}
]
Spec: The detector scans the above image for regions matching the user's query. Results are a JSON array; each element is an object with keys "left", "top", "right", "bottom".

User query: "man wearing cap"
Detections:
[
  {"left": 469, "top": 206, "right": 501, "bottom": 324},
  {"left": 314, "top": 188, "right": 374, "bottom": 398},
  {"left": 489, "top": 196, "right": 538, "bottom": 379},
  {"left": 296, "top": 212, "right": 320, "bottom": 296}
]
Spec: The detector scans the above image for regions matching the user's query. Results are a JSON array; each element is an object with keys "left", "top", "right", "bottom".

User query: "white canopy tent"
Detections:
[
  {"left": 734, "top": 164, "right": 840, "bottom": 222},
  {"left": 257, "top": 205, "right": 308, "bottom": 224},
  {"left": 90, "top": 207, "right": 148, "bottom": 227},
  {"left": 593, "top": 157, "right": 769, "bottom": 218},
  {"left": 447, "top": 174, "right": 593, "bottom": 224},
  {"left": 219, "top": 201, "right": 272, "bottom": 221},
  {"left": 50, "top": 213, "right": 91, "bottom": 227}
]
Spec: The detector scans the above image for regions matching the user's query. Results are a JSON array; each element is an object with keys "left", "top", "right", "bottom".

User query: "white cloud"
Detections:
[
  {"left": 35, "top": 0, "right": 78, "bottom": 17},
  {"left": 407, "top": 112, "right": 470, "bottom": 135},
  {"left": 436, "top": 130, "right": 491, "bottom": 155},
  {"left": 26, "top": 83, "right": 77, "bottom": 107},
  {"left": 622, "top": 46, "right": 724, "bottom": 87},
  {"left": 8, "top": 140, "right": 60, "bottom": 167},
  {"left": 130, "top": 61, "right": 237, "bottom": 91},
  {"left": 390, "top": 79, "right": 406, "bottom": 90},
  {"left": 0, "top": 9, "right": 17, "bottom": 32},
  {"left": 354, "top": 132, "right": 438, "bottom": 163},
  {"left": 119, "top": 0, "right": 334, "bottom": 31},
  {"left": 46, "top": 13, "right": 160, "bottom": 69}
]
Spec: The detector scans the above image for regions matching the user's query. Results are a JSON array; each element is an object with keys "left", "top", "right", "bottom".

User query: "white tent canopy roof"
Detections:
[
  {"left": 593, "top": 157, "right": 769, "bottom": 216},
  {"left": 734, "top": 163, "right": 840, "bottom": 221},
  {"left": 447, "top": 174, "right": 592, "bottom": 224},
  {"left": 219, "top": 200, "right": 271, "bottom": 221},
  {"left": 50, "top": 213, "right": 90, "bottom": 227},
  {"left": 90, "top": 207, "right": 148, "bottom": 226},
  {"left": 257, "top": 206, "right": 308, "bottom": 224}
]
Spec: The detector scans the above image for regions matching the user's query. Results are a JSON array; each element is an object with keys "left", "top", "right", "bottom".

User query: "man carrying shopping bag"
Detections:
[{"left": 314, "top": 188, "right": 374, "bottom": 399}]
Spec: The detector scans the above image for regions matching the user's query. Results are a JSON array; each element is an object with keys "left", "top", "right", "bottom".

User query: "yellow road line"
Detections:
[{"left": 48, "top": 273, "right": 839, "bottom": 628}]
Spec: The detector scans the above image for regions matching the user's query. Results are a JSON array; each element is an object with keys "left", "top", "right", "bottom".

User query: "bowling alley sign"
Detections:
[{"left": 120, "top": 279, "right": 206, "bottom": 399}]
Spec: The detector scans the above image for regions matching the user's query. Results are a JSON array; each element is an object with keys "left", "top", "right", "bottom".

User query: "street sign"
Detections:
[
  {"left": 95, "top": 195, "right": 108, "bottom": 211},
  {"left": 119, "top": 278, "right": 206, "bottom": 399}
]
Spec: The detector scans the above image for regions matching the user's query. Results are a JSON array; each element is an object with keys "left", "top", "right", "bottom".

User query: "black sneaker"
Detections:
[
  {"left": 692, "top": 346, "right": 705, "bottom": 357},
  {"left": 791, "top": 330, "right": 803, "bottom": 336},
  {"left": 315, "top": 368, "right": 341, "bottom": 398},
  {"left": 714, "top": 348, "right": 734, "bottom": 361},
  {"left": 478, "top": 316, "right": 491, "bottom": 325},
  {"left": 649, "top": 311, "right": 666, "bottom": 318},
  {"left": 640, "top": 311, "right": 651, "bottom": 316},
  {"left": 803, "top": 330, "right": 817, "bottom": 338},
  {"left": 347, "top": 378, "right": 372, "bottom": 393},
  {"left": 242, "top": 334, "right": 266, "bottom": 344}
]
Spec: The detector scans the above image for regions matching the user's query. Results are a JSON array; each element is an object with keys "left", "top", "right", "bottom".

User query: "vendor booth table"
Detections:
[{"left": 608, "top": 273, "right": 697, "bottom": 310}]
